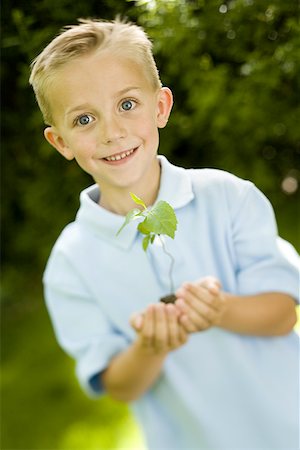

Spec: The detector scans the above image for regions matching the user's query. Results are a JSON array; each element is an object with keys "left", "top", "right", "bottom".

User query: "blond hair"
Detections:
[{"left": 29, "top": 18, "right": 162, "bottom": 125}]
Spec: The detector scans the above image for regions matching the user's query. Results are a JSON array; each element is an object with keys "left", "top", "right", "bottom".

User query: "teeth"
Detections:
[{"left": 105, "top": 148, "right": 135, "bottom": 161}]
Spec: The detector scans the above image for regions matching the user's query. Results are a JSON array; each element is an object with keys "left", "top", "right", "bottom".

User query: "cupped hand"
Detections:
[
  {"left": 175, "top": 276, "right": 226, "bottom": 333},
  {"left": 130, "top": 303, "right": 188, "bottom": 354}
]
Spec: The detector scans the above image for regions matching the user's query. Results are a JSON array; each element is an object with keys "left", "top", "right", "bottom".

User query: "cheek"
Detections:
[
  {"left": 71, "top": 135, "right": 95, "bottom": 155},
  {"left": 147, "top": 124, "right": 159, "bottom": 148},
  {"left": 138, "top": 116, "right": 159, "bottom": 142}
]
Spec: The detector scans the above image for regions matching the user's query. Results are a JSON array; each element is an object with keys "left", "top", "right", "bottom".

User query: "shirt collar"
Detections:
[
  {"left": 76, "top": 155, "right": 194, "bottom": 250},
  {"left": 156, "top": 155, "right": 194, "bottom": 207}
]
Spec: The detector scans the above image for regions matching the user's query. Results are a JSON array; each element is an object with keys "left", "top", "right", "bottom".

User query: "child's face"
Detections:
[{"left": 44, "top": 51, "right": 173, "bottom": 199}]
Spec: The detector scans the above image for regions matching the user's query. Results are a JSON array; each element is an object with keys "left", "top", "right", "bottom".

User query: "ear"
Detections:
[
  {"left": 44, "top": 127, "right": 74, "bottom": 160},
  {"left": 156, "top": 87, "right": 173, "bottom": 128}
]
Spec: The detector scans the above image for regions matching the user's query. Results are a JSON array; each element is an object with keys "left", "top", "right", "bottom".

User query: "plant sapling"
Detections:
[{"left": 117, "top": 192, "right": 178, "bottom": 303}]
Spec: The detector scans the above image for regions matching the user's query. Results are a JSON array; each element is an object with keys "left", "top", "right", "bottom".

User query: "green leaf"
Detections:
[
  {"left": 142, "top": 235, "right": 151, "bottom": 251},
  {"left": 137, "top": 220, "right": 151, "bottom": 235},
  {"left": 142, "top": 201, "right": 178, "bottom": 239},
  {"left": 130, "top": 192, "right": 147, "bottom": 209},
  {"left": 117, "top": 196, "right": 178, "bottom": 248},
  {"left": 116, "top": 208, "right": 141, "bottom": 236}
]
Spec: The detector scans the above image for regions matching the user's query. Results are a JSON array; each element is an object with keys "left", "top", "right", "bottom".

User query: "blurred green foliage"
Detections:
[
  {"left": 139, "top": 0, "right": 300, "bottom": 240},
  {"left": 1, "top": 0, "right": 299, "bottom": 448}
]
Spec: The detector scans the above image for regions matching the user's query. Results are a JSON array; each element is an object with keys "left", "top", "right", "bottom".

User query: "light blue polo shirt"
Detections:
[{"left": 44, "top": 155, "right": 300, "bottom": 449}]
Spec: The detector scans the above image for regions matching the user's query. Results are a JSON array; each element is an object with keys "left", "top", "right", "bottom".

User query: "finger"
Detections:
[
  {"left": 184, "top": 284, "right": 220, "bottom": 311},
  {"left": 179, "top": 324, "right": 189, "bottom": 344},
  {"left": 179, "top": 313, "right": 198, "bottom": 333},
  {"left": 141, "top": 305, "right": 155, "bottom": 348},
  {"left": 196, "top": 285, "right": 224, "bottom": 313},
  {"left": 175, "top": 300, "right": 197, "bottom": 333},
  {"left": 176, "top": 298, "right": 209, "bottom": 326},
  {"left": 130, "top": 313, "right": 143, "bottom": 331},
  {"left": 182, "top": 284, "right": 214, "bottom": 311},
  {"left": 199, "top": 276, "right": 221, "bottom": 294},
  {"left": 174, "top": 298, "right": 188, "bottom": 315},
  {"left": 183, "top": 306, "right": 211, "bottom": 331},
  {"left": 153, "top": 304, "right": 168, "bottom": 352},
  {"left": 166, "top": 304, "right": 180, "bottom": 348},
  {"left": 178, "top": 290, "right": 213, "bottom": 329}
]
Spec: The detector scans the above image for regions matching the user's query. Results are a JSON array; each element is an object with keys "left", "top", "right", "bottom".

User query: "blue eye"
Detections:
[
  {"left": 77, "top": 114, "right": 93, "bottom": 126},
  {"left": 121, "top": 100, "right": 135, "bottom": 111}
]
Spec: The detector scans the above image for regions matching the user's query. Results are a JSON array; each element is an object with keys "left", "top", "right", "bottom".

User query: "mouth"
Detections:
[{"left": 103, "top": 147, "right": 138, "bottom": 163}]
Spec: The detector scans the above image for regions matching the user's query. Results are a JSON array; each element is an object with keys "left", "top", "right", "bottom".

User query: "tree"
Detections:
[{"left": 134, "top": 0, "right": 300, "bottom": 195}]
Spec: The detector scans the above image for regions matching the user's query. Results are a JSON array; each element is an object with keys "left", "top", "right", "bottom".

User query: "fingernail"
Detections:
[
  {"left": 135, "top": 315, "right": 143, "bottom": 329},
  {"left": 208, "top": 283, "right": 219, "bottom": 292}
]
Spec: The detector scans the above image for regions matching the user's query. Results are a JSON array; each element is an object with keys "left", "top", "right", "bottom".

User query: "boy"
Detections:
[{"left": 30, "top": 19, "right": 299, "bottom": 449}]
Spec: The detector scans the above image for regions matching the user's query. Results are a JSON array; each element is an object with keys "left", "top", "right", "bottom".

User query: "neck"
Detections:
[{"left": 98, "top": 159, "right": 161, "bottom": 216}]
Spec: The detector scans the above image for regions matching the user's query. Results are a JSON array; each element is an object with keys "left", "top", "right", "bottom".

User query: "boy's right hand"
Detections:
[{"left": 130, "top": 303, "right": 188, "bottom": 355}]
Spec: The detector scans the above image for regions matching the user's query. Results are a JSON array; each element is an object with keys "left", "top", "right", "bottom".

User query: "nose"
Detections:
[{"left": 101, "top": 115, "right": 127, "bottom": 145}]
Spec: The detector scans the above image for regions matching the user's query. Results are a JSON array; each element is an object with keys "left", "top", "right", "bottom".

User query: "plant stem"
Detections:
[{"left": 157, "top": 235, "right": 175, "bottom": 294}]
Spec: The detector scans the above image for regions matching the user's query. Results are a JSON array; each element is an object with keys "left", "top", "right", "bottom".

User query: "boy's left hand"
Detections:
[{"left": 175, "top": 277, "right": 226, "bottom": 333}]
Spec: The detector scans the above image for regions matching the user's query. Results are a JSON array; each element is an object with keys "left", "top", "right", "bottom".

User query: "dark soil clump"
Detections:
[{"left": 160, "top": 294, "right": 176, "bottom": 304}]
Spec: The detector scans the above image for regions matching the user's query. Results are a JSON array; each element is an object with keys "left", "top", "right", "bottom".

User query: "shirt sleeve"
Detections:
[
  {"left": 229, "top": 182, "right": 300, "bottom": 302},
  {"left": 43, "top": 249, "right": 129, "bottom": 397}
]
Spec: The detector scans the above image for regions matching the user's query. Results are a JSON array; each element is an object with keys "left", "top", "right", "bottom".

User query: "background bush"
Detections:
[{"left": 1, "top": 1, "right": 299, "bottom": 448}]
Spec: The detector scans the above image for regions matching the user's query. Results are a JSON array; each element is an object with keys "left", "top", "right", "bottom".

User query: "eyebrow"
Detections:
[
  {"left": 65, "top": 86, "right": 141, "bottom": 117},
  {"left": 116, "top": 86, "right": 141, "bottom": 97}
]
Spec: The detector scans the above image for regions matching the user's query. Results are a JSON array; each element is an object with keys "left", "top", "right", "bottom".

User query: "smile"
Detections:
[{"left": 104, "top": 148, "right": 136, "bottom": 162}]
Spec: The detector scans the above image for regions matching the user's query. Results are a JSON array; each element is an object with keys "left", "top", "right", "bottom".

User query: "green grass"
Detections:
[{"left": 1, "top": 285, "right": 146, "bottom": 450}]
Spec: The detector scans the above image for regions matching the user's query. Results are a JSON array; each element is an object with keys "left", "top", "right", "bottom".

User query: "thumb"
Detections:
[
  {"left": 202, "top": 276, "right": 221, "bottom": 294},
  {"left": 130, "top": 313, "right": 144, "bottom": 331}
]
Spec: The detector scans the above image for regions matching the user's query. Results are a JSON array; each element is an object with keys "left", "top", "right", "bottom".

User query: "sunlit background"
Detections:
[{"left": 2, "top": 0, "right": 299, "bottom": 448}]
